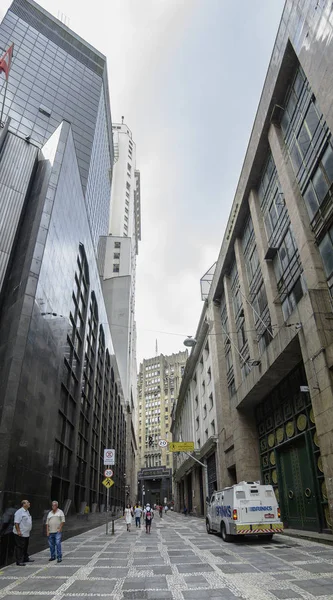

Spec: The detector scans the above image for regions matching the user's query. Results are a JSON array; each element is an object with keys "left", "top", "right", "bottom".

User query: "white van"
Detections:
[{"left": 206, "top": 481, "right": 283, "bottom": 542}]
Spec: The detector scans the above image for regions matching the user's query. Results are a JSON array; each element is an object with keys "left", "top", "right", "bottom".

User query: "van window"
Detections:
[
  {"left": 211, "top": 494, "right": 216, "bottom": 503},
  {"left": 236, "top": 490, "right": 246, "bottom": 499},
  {"left": 265, "top": 490, "right": 273, "bottom": 497},
  {"left": 250, "top": 488, "right": 259, "bottom": 494}
]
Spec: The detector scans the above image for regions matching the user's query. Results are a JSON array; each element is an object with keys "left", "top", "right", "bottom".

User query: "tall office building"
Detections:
[
  {"left": 0, "top": 0, "right": 113, "bottom": 250},
  {"left": 137, "top": 351, "right": 187, "bottom": 506},
  {"left": 101, "top": 122, "right": 141, "bottom": 503},
  {"left": 0, "top": 0, "right": 126, "bottom": 522}
]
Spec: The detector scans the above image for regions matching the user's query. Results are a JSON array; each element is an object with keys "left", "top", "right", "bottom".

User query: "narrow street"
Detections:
[{"left": 0, "top": 512, "right": 333, "bottom": 599}]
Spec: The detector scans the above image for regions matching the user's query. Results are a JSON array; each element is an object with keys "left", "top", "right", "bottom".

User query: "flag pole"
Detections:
[
  {"left": 0, "top": 43, "right": 13, "bottom": 127},
  {"left": 0, "top": 76, "right": 9, "bottom": 127}
]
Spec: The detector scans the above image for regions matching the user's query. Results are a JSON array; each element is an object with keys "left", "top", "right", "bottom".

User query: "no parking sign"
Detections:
[{"left": 104, "top": 448, "right": 115, "bottom": 465}]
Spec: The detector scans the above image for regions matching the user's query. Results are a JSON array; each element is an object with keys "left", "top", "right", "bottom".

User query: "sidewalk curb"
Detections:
[{"left": 281, "top": 530, "right": 333, "bottom": 546}]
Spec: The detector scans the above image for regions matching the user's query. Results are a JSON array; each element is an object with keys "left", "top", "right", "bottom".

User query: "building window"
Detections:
[
  {"left": 303, "top": 143, "right": 333, "bottom": 220},
  {"left": 319, "top": 224, "right": 333, "bottom": 280},
  {"left": 113, "top": 264, "right": 119, "bottom": 273},
  {"left": 114, "top": 241, "right": 121, "bottom": 249},
  {"left": 205, "top": 428, "right": 208, "bottom": 440},
  {"left": 203, "top": 404, "right": 207, "bottom": 419},
  {"left": 195, "top": 396, "right": 198, "bottom": 409},
  {"left": 209, "top": 393, "right": 213, "bottom": 409},
  {"left": 113, "top": 253, "right": 120, "bottom": 259},
  {"left": 211, "top": 420, "right": 216, "bottom": 435},
  {"left": 196, "top": 416, "right": 199, "bottom": 431}
]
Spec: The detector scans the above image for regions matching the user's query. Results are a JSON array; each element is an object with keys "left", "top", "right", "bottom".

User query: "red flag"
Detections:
[{"left": 0, "top": 44, "right": 14, "bottom": 80}]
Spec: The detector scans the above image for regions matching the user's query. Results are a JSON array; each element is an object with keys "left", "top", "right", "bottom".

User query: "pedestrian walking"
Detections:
[
  {"left": 159, "top": 504, "right": 163, "bottom": 518},
  {"left": 0, "top": 501, "right": 16, "bottom": 566},
  {"left": 134, "top": 504, "right": 142, "bottom": 528},
  {"left": 144, "top": 504, "right": 154, "bottom": 534},
  {"left": 124, "top": 504, "right": 133, "bottom": 531},
  {"left": 13, "top": 499, "right": 33, "bottom": 566},
  {"left": 46, "top": 501, "right": 65, "bottom": 563},
  {"left": 164, "top": 504, "right": 168, "bottom": 514}
]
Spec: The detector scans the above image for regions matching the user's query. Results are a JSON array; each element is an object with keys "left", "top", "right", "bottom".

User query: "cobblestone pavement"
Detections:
[{"left": 0, "top": 512, "right": 333, "bottom": 599}]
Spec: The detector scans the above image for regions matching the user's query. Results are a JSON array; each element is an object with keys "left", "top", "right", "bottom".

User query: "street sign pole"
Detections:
[{"left": 106, "top": 480, "right": 110, "bottom": 535}]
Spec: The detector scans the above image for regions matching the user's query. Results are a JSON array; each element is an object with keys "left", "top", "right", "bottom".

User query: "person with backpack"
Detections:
[{"left": 144, "top": 504, "right": 153, "bottom": 534}]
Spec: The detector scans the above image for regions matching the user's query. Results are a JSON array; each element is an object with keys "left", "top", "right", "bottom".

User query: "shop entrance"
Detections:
[{"left": 277, "top": 435, "right": 320, "bottom": 531}]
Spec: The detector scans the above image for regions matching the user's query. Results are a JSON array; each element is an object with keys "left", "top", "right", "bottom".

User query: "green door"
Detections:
[{"left": 277, "top": 435, "right": 319, "bottom": 531}]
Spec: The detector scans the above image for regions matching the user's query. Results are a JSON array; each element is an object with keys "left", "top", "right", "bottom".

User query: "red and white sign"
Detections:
[
  {"left": 104, "top": 468, "right": 113, "bottom": 478},
  {"left": 104, "top": 449, "right": 115, "bottom": 465}
]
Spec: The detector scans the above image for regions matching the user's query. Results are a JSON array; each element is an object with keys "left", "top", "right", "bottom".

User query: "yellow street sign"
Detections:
[
  {"left": 102, "top": 477, "right": 114, "bottom": 488},
  {"left": 169, "top": 442, "right": 194, "bottom": 452}
]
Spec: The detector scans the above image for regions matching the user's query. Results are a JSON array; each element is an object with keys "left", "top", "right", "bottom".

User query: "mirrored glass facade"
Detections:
[{"left": 0, "top": 0, "right": 113, "bottom": 246}]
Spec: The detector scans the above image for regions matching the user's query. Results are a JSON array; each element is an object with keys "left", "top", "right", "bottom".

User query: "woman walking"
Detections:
[{"left": 124, "top": 504, "right": 133, "bottom": 532}]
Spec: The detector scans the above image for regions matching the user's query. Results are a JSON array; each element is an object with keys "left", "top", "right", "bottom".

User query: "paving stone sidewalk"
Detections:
[{"left": 0, "top": 512, "right": 333, "bottom": 599}]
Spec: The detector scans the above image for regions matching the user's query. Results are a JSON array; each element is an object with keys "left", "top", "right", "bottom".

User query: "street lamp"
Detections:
[{"left": 183, "top": 336, "right": 197, "bottom": 348}]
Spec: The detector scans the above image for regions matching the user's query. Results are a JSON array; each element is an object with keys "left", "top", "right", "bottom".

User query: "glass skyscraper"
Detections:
[{"left": 0, "top": 0, "right": 113, "bottom": 247}]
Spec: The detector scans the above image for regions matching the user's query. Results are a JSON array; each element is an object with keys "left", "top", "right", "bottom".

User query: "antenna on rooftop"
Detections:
[
  {"left": 121, "top": 116, "right": 124, "bottom": 124},
  {"left": 155, "top": 339, "right": 158, "bottom": 356}
]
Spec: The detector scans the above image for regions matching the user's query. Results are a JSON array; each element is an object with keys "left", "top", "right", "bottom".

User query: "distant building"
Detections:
[{"left": 137, "top": 351, "right": 187, "bottom": 505}]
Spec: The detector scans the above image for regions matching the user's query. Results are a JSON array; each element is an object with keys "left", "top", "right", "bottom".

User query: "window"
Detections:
[
  {"left": 209, "top": 393, "right": 213, "bottom": 409},
  {"left": 127, "top": 162, "right": 132, "bottom": 171},
  {"left": 205, "top": 428, "right": 208, "bottom": 440},
  {"left": 211, "top": 420, "right": 216, "bottom": 435},
  {"left": 113, "top": 253, "right": 120, "bottom": 259},
  {"left": 196, "top": 416, "right": 199, "bottom": 431},
  {"left": 203, "top": 404, "right": 207, "bottom": 419},
  {"left": 195, "top": 396, "right": 198, "bottom": 409},
  {"left": 114, "top": 241, "right": 121, "bottom": 249},
  {"left": 319, "top": 225, "right": 333, "bottom": 278},
  {"left": 304, "top": 144, "right": 333, "bottom": 219},
  {"left": 113, "top": 264, "right": 119, "bottom": 273},
  {"left": 207, "top": 367, "right": 211, "bottom": 383}
]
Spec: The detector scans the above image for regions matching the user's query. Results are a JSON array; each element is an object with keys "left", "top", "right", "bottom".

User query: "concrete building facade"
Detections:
[
  {"left": 0, "top": 0, "right": 127, "bottom": 521},
  {"left": 171, "top": 303, "right": 221, "bottom": 516},
  {"left": 101, "top": 122, "right": 141, "bottom": 507},
  {"left": 171, "top": 0, "right": 333, "bottom": 533},
  {"left": 137, "top": 351, "right": 187, "bottom": 505}
]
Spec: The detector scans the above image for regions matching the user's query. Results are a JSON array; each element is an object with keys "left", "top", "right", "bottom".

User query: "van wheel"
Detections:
[
  {"left": 262, "top": 533, "right": 273, "bottom": 541},
  {"left": 221, "top": 522, "right": 232, "bottom": 542},
  {"left": 206, "top": 520, "right": 212, "bottom": 534}
]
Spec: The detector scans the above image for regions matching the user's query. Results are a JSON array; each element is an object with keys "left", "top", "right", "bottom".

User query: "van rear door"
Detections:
[{"left": 239, "top": 487, "right": 276, "bottom": 524}]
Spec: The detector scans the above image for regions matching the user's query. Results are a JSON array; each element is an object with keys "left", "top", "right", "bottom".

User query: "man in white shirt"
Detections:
[
  {"left": 46, "top": 501, "right": 65, "bottom": 563},
  {"left": 13, "top": 499, "right": 33, "bottom": 566}
]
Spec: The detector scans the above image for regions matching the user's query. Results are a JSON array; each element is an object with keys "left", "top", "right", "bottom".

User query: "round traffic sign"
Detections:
[
  {"left": 104, "top": 469, "right": 113, "bottom": 477},
  {"left": 158, "top": 439, "right": 168, "bottom": 448},
  {"left": 105, "top": 450, "right": 114, "bottom": 460}
]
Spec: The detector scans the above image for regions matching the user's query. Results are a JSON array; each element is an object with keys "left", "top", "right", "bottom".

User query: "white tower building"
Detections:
[{"left": 101, "top": 120, "right": 141, "bottom": 502}]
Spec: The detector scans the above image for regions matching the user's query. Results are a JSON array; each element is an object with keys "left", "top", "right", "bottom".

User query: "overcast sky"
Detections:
[{"left": 0, "top": 0, "right": 285, "bottom": 365}]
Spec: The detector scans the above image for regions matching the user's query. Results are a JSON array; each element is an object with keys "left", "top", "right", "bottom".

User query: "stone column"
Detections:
[{"left": 248, "top": 189, "right": 285, "bottom": 330}]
